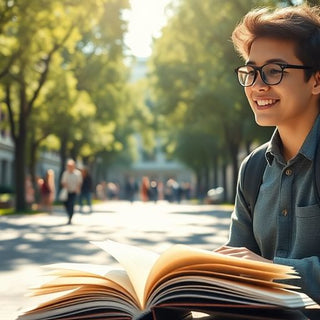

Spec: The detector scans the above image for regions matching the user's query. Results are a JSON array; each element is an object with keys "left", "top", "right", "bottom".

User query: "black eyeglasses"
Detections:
[{"left": 235, "top": 63, "right": 313, "bottom": 87}]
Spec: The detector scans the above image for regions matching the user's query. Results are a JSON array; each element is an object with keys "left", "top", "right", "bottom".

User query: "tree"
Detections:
[
  {"left": 25, "top": 0, "right": 131, "bottom": 190},
  {"left": 66, "top": 0, "right": 133, "bottom": 162},
  {"left": 0, "top": 0, "right": 109, "bottom": 211}
]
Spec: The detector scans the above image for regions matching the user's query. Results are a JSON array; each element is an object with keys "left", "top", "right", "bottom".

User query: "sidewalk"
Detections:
[{"left": 0, "top": 200, "right": 232, "bottom": 320}]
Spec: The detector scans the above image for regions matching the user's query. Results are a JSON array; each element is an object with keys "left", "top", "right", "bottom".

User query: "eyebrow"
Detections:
[{"left": 245, "top": 58, "right": 288, "bottom": 65}]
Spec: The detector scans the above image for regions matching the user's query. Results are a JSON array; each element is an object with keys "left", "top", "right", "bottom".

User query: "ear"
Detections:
[{"left": 311, "top": 70, "right": 320, "bottom": 95}]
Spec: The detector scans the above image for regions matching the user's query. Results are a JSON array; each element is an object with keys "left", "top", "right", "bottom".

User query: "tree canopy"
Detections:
[
  {"left": 150, "top": 0, "right": 290, "bottom": 199},
  {"left": 0, "top": 0, "right": 140, "bottom": 210}
]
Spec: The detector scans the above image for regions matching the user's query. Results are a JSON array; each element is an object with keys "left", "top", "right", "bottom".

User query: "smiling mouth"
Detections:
[{"left": 255, "top": 99, "right": 277, "bottom": 107}]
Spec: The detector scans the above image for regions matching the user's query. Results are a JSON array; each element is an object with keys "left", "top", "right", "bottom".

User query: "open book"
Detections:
[{"left": 17, "top": 240, "right": 316, "bottom": 320}]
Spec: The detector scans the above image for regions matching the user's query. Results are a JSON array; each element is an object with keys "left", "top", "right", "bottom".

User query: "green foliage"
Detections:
[
  {"left": 150, "top": 0, "right": 281, "bottom": 197},
  {"left": 0, "top": 0, "right": 134, "bottom": 210}
]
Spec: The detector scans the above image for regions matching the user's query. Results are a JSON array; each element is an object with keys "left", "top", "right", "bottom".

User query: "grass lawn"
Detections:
[
  {"left": 0, "top": 207, "right": 15, "bottom": 215},
  {"left": 0, "top": 207, "right": 45, "bottom": 216}
]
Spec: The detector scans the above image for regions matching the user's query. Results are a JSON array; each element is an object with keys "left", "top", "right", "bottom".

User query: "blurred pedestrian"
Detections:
[
  {"left": 79, "top": 167, "right": 93, "bottom": 213},
  {"left": 149, "top": 179, "right": 158, "bottom": 203},
  {"left": 125, "top": 176, "right": 137, "bottom": 203},
  {"left": 25, "top": 174, "right": 35, "bottom": 210},
  {"left": 166, "top": 178, "right": 179, "bottom": 202},
  {"left": 157, "top": 180, "right": 164, "bottom": 200},
  {"left": 107, "top": 182, "right": 119, "bottom": 199},
  {"left": 141, "top": 176, "right": 150, "bottom": 202},
  {"left": 60, "top": 159, "right": 82, "bottom": 224},
  {"left": 96, "top": 182, "right": 106, "bottom": 200},
  {"left": 182, "top": 182, "right": 192, "bottom": 200},
  {"left": 40, "top": 169, "right": 55, "bottom": 213}
]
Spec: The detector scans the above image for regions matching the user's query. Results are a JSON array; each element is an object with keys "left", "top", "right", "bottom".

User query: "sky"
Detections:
[
  {"left": 124, "top": 0, "right": 173, "bottom": 58},
  {"left": 124, "top": 0, "right": 305, "bottom": 58}
]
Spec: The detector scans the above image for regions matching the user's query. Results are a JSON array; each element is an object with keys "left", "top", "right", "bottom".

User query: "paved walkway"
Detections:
[{"left": 0, "top": 200, "right": 232, "bottom": 320}]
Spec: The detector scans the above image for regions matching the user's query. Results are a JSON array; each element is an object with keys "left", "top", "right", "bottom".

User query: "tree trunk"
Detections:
[
  {"left": 15, "top": 133, "right": 26, "bottom": 211},
  {"left": 195, "top": 170, "right": 202, "bottom": 201},
  {"left": 212, "top": 155, "right": 218, "bottom": 187},
  {"left": 223, "top": 122, "right": 242, "bottom": 203},
  {"left": 204, "top": 165, "right": 210, "bottom": 193},
  {"left": 28, "top": 134, "right": 38, "bottom": 185},
  {"left": 13, "top": 84, "right": 29, "bottom": 212}
]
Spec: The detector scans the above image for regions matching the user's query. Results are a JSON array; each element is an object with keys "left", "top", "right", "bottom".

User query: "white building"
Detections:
[{"left": 0, "top": 132, "right": 14, "bottom": 187}]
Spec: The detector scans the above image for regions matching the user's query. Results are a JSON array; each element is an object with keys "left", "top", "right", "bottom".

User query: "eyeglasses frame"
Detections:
[{"left": 235, "top": 63, "right": 313, "bottom": 87}]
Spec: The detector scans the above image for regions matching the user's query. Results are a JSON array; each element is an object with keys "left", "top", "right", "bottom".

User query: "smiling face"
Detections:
[{"left": 244, "top": 37, "right": 319, "bottom": 132}]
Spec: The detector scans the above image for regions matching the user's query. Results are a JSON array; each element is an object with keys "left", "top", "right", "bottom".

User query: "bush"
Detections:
[
  {"left": 0, "top": 186, "right": 14, "bottom": 209},
  {"left": 0, "top": 207, "right": 14, "bottom": 215}
]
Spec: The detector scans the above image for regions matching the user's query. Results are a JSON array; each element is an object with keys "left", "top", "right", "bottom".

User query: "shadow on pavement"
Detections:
[
  {"left": 0, "top": 202, "right": 232, "bottom": 273},
  {"left": 0, "top": 221, "right": 102, "bottom": 271}
]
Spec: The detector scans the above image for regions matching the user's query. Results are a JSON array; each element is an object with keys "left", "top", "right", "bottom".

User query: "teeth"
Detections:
[{"left": 256, "top": 99, "right": 275, "bottom": 106}]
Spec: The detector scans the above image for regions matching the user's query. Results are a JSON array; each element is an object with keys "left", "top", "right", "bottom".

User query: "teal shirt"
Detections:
[{"left": 227, "top": 114, "right": 320, "bottom": 304}]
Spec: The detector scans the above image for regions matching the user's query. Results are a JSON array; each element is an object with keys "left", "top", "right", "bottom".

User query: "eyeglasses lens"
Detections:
[
  {"left": 261, "top": 64, "right": 283, "bottom": 85},
  {"left": 237, "top": 66, "right": 255, "bottom": 87},
  {"left": 237, "top": 63, "right": 284, "bottom": 87}
]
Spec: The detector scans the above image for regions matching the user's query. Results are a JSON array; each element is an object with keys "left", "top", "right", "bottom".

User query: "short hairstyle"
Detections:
[{"left": 232, "top": 4, "right": 320, "bottom": 78}]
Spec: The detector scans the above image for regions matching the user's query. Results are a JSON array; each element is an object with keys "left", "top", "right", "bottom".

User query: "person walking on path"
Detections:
[
  {"left": 215, "top": 4, "right": 320, "bottom": 314},
  {"left": 79, "top": 167, "right": 93, "bottom": 213},
  {"left": 140, "top": 176, "right": 150, "bottom": 202},
  {"left": 61, "top": 159, "right": 82, "bottom": 224},
  {"left": 39, "top": 169, "right": 55, "bottom": 213},
  {"left": 124, "top": 176, "right": 137, "bottom": 203}
]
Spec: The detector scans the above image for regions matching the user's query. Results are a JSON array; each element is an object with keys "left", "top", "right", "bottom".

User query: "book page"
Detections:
[
  {"left": 177, "top": 263, "right": 299, "bottom": 282},
  {"left": 144, "top": 244, "right": 297, "bottom": 303},
  {"left": 93, "top": 241, "right": 301, "bottom": 311},
  {"left": 147, "top": 268, "right": 298, "bottom": 294},
  {"left": 38, "top": 263, "right": 137, "bottom": 299},
  {"left": 92, "top": 240, "right": 159, "bottom": 309},
  {"left": 147, "top": 275, "right": 315, "bottom": 309},
  {"left": 18, "top": 262, "right": 140, "bottom": 318}
]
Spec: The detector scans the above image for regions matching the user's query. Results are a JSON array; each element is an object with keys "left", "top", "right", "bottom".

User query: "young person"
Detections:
[{"left": 216, "top": 4, "right": 320, "bottom": 308}]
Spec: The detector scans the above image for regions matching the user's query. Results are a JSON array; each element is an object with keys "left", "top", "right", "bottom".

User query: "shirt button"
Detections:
[
  {"left": 282, "top": 209, "right": 288, "bottom": 216},
  {"left": 285, "top": 169, "right": 292, "bottom": 176}
]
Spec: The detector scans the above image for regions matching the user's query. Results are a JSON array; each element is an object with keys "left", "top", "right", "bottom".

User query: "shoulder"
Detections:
[
  {"left": 240, "top": 142, "right": 269, "bottom": 174},
  {"left": 238, "top": 142, "right": 269, "bottom": 212},
  {"left": 75, "top": 169, "right": 82, "bottom": 179}
]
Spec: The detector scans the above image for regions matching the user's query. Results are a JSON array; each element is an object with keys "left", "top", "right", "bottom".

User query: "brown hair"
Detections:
[{"left": 232, "top": 4, "right": 320, "bottom": 78}]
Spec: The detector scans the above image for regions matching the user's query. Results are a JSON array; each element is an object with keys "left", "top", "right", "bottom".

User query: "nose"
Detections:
[{"left": 252, "top": 70, "right": 269, "bottom": 90}]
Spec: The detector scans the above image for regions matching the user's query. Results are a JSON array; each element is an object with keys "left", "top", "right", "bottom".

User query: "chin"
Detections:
[{"left": 254, "top": 115, "right": 276, "bottom": 127}]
